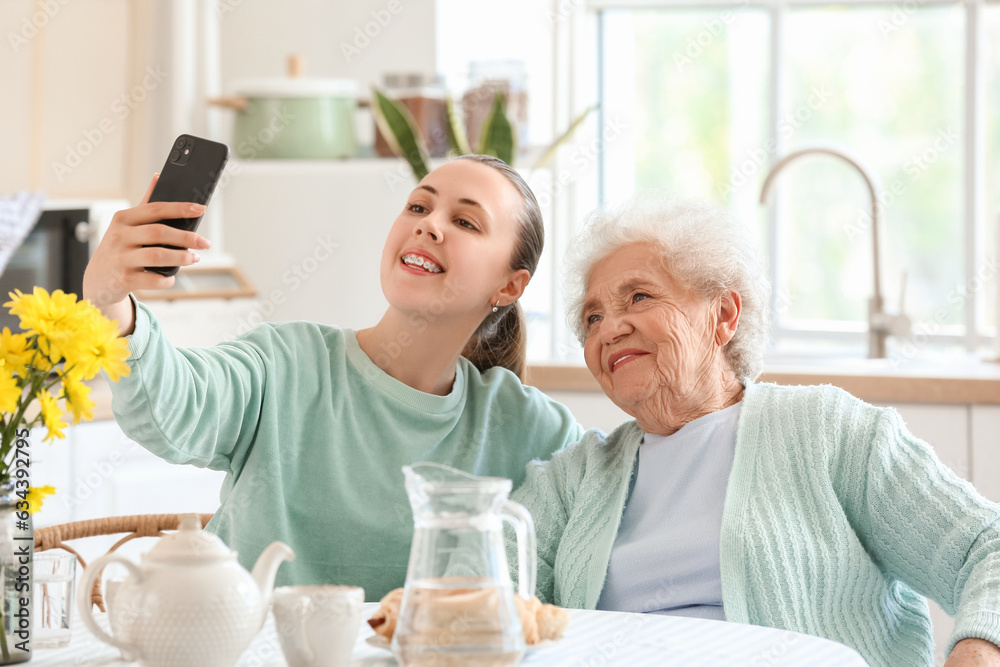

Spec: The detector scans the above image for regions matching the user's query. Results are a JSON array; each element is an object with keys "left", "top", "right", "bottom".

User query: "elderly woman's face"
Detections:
[{"left": 581, "top": 243, "right": 730, "bottom": 414}]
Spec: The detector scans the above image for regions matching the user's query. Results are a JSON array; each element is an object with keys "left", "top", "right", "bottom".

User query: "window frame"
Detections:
[{"left": 549, "top": 0, "right": 996, "bottom": 359}]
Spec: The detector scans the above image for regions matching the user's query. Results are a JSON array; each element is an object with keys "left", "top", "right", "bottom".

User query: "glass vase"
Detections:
[{"left": 0, "top": 481, "right": 31, "bottom": 663}]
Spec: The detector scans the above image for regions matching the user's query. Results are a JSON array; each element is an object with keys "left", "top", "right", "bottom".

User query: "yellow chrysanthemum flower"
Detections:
[
  {"left": 0, "top": 289, "right": 135, "bottom": 514},
  {"left": 0, "top": 368, "right": 20, "bottom": 414},
  {"left": 0, "top": 328, "right": 32, "bottom": 378},
  {"left": 25, "top": 485, "right": 56, "bottom": 515},
  {"left": 60, "top": 378, "right": 94, "bottom": 424},
  {"left": 37, "top": 389, "right": 67, "bottom": 442},
  {"left": 56, "top": 298, "right": 105, "bottom": 372},
  {"left": 31, "top": 350, "right": 53, "bottom": 374},
  {"left": 69, "top": 314, "right": 131, "bottom": 382},
  {"left": 4, "top": 288, "right": 87, "bottom": 365}
]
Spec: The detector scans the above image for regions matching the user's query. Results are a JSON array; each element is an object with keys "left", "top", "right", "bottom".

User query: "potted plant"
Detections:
[{"left": 372, "top": 86, "right": 596, "bottom": 181}]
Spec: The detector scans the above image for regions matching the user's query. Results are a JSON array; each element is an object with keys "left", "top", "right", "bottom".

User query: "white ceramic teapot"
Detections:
[{"left": 77, "top": 514, "right": 294, "bottom": 667}]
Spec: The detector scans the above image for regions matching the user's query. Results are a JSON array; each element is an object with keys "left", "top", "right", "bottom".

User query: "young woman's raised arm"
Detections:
[
  {"left": 84, "top": 174, "right": 262, "bottom": 471},
  {"left": 106, "top": 299, "right": 277, "bottom": 472}
]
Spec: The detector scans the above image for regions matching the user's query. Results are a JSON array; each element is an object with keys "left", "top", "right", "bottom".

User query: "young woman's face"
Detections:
[{"left": 380, "top": 160, "right": 527, "bottom": 325}]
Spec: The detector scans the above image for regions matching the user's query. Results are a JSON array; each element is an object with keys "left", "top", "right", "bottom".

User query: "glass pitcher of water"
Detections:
[{"left": 393, "top": 462, "right": 536, "bottom": 667}]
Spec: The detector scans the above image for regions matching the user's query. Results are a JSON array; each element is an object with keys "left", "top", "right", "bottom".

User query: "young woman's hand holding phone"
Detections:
[
  {"left": 84, "top": 133, "right": 228, "bottom": 336},
  {"left": 82, "top": 173, "right": 211, "bottom": 336}
]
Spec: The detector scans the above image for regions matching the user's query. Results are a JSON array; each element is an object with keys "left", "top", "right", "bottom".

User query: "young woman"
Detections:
[{"left": 83, "top": 154, "right": 583, "bottom": 600}]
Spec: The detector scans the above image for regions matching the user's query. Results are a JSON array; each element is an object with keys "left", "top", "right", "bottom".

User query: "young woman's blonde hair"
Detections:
[{"left": 457, "top": 154, "right": 544, "bottom": 381}]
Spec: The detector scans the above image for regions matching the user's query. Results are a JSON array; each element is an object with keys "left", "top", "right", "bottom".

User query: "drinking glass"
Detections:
[{"left": 33, "top": 551, "right": 75, "bottom": 649}]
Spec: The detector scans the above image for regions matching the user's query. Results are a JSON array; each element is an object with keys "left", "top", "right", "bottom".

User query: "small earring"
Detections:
[{"left": 492, "top": 300, "right": 500, "bottom": 313}]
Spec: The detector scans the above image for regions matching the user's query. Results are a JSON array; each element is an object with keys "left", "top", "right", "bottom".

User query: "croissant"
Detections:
[
  {"left": 514, "top": 594, "right": 541, "bottom": 644},
  {"left": 535, "top": 600, "right": 570, "bottom": 641},
  {"left": 367, "top": 587, "right": 569, "bottom": 645},
  {"left": 366, "top": 587, "right": 404, "bottom": 640}
]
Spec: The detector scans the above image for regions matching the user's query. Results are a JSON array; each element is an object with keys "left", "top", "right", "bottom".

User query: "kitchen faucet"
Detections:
[{"left": 759, "top": 144, "right": 910, "bottom": 358}]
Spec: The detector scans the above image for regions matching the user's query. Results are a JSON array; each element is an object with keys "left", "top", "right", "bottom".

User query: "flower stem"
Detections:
[
  {"left": 0, "top": 343, "right": 47, "bottom": 470},
  {"left": 0, "top": 605, "right": 9, "bottom": 660},
  {"left": 0, "top": 607, "right": 10, "bottom": 661}
]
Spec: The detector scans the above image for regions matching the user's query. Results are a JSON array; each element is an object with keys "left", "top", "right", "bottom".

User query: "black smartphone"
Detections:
[{"left": 144, "top": 134, "right": 230, "bottom": 277}]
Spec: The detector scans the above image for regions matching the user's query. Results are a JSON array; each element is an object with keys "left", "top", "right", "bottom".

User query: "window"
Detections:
[{"left": 541, "top": 0, "right": 999, "bottom": 364}]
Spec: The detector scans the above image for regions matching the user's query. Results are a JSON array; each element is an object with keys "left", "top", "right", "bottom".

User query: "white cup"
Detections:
[{"left": 272, "top": 585, "right": 364, "bottom": 667}]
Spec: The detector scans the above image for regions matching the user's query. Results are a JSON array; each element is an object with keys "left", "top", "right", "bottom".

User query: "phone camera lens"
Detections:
[
  {"left": 169, "top": 150, "right": 181, "bottom": 162},
  {"left": 174, "top": 137, "right": 186, "bottom": 149}
]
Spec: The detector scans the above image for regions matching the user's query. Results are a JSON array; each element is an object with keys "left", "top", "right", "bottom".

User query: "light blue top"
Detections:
[
  {"left": 597, "top": 401, "right": 741, "bottom": 620},
  {"left": 108, "top": 301, "right": 584, "bottom": 600}
]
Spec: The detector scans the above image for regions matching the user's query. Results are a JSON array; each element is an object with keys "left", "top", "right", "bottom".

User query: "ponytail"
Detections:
[
  {"left": 461, "top": 302, "right": 528, "bottom": 381},
  {"left": 454, "top": 154, "right": 544, "bottom": 382}
]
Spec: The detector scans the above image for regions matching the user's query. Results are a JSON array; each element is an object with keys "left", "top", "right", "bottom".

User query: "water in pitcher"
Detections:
[{"left": 393, "top": 577, "right": 524, "bottom": 667}]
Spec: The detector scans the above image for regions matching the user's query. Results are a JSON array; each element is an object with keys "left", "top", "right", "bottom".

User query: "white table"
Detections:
[{"left": 32, "top": 603, "right": 867, "bottom": 666}]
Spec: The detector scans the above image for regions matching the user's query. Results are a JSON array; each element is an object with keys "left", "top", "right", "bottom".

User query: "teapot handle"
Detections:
[
  {"left": 502, "top": 500, "right": 536, "bottom": 599},
  {"left": 77, "top": 552, "right": 143, "bottom": 656}
]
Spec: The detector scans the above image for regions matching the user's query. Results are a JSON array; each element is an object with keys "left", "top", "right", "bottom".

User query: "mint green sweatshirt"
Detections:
[
  {"left": 109, "top": 301, "right": 583, "bottom": 600},
  {"left": 510, "top": 382, "right": 1000, "bottom": 667}
]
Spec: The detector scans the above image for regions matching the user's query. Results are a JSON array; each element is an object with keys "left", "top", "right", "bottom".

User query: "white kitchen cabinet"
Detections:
[
  {"left": 32, "top": 420, "right": 225, "bottom": 529},
  {"left": 29, "top": 419, "right": 225, "bottom": 566},
  {"left": 971, "top": 406, "right": 1000, "bottom": 504}
]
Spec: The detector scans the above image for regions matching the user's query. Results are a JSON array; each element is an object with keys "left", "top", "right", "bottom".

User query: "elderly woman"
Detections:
[{"left": 510, "top": 197, "right": 1000, "bottom": 667}]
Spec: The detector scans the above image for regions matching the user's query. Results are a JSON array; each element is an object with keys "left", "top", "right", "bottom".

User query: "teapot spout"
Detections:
[{"left": 251, "top": 541, "right": 295, "bottom": 601}]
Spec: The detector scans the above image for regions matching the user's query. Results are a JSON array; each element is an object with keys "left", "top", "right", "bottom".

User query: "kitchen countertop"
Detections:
[{"left": 526, "top": 358, "right": 1000, "bottom": 405}]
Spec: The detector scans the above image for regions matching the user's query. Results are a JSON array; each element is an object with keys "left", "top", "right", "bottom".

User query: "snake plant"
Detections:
[
  {"left": 372, "top": 86, "right": 595, "bottom": 182},
  {"left": 372, "top": 88, "right": 431, "bottom": 181}
]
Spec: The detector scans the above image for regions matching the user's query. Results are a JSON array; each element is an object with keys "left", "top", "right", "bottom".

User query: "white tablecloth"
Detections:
[{"left": 32, "top": 603, "right": 868, "bottom": 666}]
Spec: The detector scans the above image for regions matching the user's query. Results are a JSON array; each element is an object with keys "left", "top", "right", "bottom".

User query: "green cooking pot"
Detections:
[{"left": 216, "top": 78, "right": 358, "bottom": 159}]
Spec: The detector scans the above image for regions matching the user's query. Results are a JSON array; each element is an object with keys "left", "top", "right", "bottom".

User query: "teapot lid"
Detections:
[{"left": 144, "top": 514, "right": 234, "bottom": 562}]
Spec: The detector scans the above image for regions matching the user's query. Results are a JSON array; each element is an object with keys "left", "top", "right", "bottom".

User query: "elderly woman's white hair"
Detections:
[{"left": 565, "top": 195, "right": 771, "bottom": 385}]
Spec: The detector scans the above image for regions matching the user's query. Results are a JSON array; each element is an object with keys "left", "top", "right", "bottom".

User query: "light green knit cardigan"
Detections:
[{"left": 509, "top": 382, "right": 1000, "bottom": 667}]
